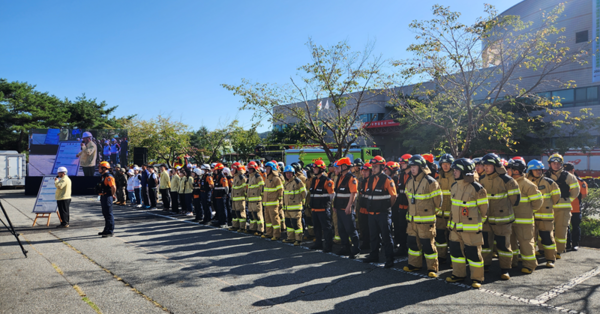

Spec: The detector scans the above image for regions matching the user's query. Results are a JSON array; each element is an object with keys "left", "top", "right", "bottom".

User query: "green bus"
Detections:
[{"left": 284, "top": 147, "right": 382, "bottom": 166}]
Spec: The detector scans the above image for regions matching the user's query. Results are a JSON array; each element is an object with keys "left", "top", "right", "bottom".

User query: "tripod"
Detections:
[{"left": 0, "top": 200, "right": 28, "bottom": 257}]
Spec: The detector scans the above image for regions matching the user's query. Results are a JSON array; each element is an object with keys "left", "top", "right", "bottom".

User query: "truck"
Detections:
[
  {"left": 284, "top": 146, "right": 382, "bottom": 166},
  {"left": 541, "top": 149, "right": 600, "bottom": 179},
  {"left": 0, "top": 151, "right": 26, "bottom": 187}
]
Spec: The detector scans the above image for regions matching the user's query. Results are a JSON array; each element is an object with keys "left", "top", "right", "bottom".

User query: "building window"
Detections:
[
  {"left": 552, "top": 89, "right": 574, "bottom": 107},
  {"left": 576, "top": 30, "right": 588, "bottom": 43}
]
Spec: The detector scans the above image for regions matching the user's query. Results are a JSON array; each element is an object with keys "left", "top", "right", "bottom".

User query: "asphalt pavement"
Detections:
[{"left": 1, "top": 189, "right": 599, "bottom": 314}]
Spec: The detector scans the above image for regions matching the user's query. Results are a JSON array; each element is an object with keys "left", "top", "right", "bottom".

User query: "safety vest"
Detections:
[
  {"left": 192, "top": 176, "right": 201, "bottom": 196},
  {"left": 358, "top": 177, "right": 369, "bottom": 209},
  {"left": 309, "top": 175, "right": 332, "bottom": 210},
  {"left": 213, "top": 173, "right": 228, "bottom": 198},
  {"left": 334, "top": 172, "right": 355, "bottom": 209},
  {"left": 200, "top": 175, "right": 212, "bottom": 192},
  {"left": 365, "top": 172, "right": 393, "bottom": 213}
]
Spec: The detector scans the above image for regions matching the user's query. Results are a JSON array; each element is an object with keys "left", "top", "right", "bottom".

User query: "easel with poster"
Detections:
[{"left": 32, "top": 176, "right": 62, "bottom": 226}]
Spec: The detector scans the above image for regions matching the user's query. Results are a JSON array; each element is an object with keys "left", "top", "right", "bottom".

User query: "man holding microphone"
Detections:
[
  {"left": 76, "top": 132, "right": 97, "bottom": 176},
  {"left": 55, "top": 167, "right": 72, "bottom": 228}
]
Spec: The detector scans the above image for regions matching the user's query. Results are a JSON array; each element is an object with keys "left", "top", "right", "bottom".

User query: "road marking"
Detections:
[{"left": 535, "top": 266, "right": 600, "bottom": 303}]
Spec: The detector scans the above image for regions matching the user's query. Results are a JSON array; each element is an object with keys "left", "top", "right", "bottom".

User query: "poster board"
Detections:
[
  {"left": 32, "top": 176, "right": 59, "bottom": 214},
  {"left": 51, "top": 141, "right": 81, "bottom": 175}
]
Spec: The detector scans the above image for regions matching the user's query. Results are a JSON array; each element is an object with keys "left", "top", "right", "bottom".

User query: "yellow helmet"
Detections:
[
  {"left": 99, "top": 161, "right": 111, "bottom": 169},
  {"left": 548, "top": 153, "right": 564, "bottom": 164}
]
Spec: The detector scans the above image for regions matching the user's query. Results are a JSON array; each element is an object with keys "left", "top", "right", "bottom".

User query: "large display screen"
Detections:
[{"left": 28, "top": 129, "right": 128, "bottom": 177}]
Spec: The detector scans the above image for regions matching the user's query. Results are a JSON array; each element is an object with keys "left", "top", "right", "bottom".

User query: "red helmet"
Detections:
[
  {"left": 336, "top": 157, "right": 352, "bottom": 167},
  {"left": 231, "top": 162, "right": 242, "bottom": 171},
  {"left": 214, "top": 163, "right": 224, "bottom": 170},
  {"left": 370, "top": 155, "right": 386, "bottom": 165},
  {"left": 247, "top": 161, "right": 259, "bottom": 170},
  {"left": 386, "top": 161, "right": 400, "bottom": 171},
  {"left": 313, "top": 160, "right": 326, "bottom": 169},
  {"left": 361, "top": 163, "right": 373, "bottom": 170},
  {"left": 422, "top": 153, "right": 434, "bottom": 164},
  {"left": 399, "top": 154, "right": 412, "bottom": 163}
]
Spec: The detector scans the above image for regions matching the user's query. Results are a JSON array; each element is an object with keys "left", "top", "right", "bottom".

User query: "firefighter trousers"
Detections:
[
  {"left": 313, "top": 209, "right": 334, "bottom": 250},
  {"left": 284, "top": 210, "right": 303, "bottom": 241},
  {"left": 332, "top": 209, "right": 340, "bottom": 242},
  {"left": 265, "top": 205, "right": 281, "bottom": 238},
  {"left": 449, "top": 231, "right": 484, "bottom": 282},
  {"left": 232, "top": 203, "right": 247, "bottom": 230},
  {"left": 535, "top": 220, "right": 556, "bottom": 261},
  {"left": 435, "top": 216, "right": 448, "bottom": 260},
  {"left": 554, "top": 209, "right": 572, "bottom": 253},
  {"left": 510, "top": 223, "right": 538, "bottom": 271},
  {"left": 482, "top": 222, "right": 513, "bottom": 270},
  {"left": 303, "top": 208, "right": 314, "bottom": 236},
  {"left": 407, "top": 221, "right": 438, "bottom": 272},
  {"left": 248, "top": 209, "right": 264, "bottom": 233},
  {"left": 336, "top": 208, "right": 360, "bottom": 255}
]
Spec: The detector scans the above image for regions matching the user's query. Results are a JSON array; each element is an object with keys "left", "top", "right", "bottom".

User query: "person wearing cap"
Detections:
[
  {"left": 159, "top": 165, "right": 172, "bottom": 211},
  {"left": 393, "top": 154, "right": 412, "bottom": 256},
  {"left": 98, "top": 161, "right": 116, "bottom": 237},
  {"left": 55, "top": 167, "right": 72, "bottom": 228},
  {"left": 308, "top": 160, "right": 335, "bottom": 251},
  {"left": 545, "top": 153, "right": 580, "bottom": 257},
  {"left": 333, "top": 158, "right": 360, "bottom": 258},
  {"left": 363, "top": 156, "right": 397, "bottom": 268},
  {"left": 565, "top": 162, "right": 588, "bottom": 252},
  {"left": 126, "top": 169, "right": 137, "bottom": 206},
  {"left": 169, "top": 168, "right": 181, "bottom": 212},
  {"left": 76, "top": 131, "right": 97, "bottom": 176}
]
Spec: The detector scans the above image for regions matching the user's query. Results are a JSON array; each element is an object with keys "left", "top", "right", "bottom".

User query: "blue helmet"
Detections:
[
  {"left": 265, "top": 161, "right": 278, "bottom": 171},
  {"left": 527, "top": 159, "right": 544, "bottom": 172},
  {"left": 283, "top": 165, "right": 294, "bottom": 173}
]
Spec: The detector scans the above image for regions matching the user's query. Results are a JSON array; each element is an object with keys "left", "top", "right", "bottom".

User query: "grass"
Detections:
[{"left": 581, "top": 217, "right": 600, "bottom": 237}]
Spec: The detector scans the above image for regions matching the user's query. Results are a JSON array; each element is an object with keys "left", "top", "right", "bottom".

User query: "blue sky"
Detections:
[{"left": 1, "top": 0, "right": 522, "bottom": 133}]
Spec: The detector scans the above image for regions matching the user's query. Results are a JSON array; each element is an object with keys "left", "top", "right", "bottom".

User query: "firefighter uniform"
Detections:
[
  {"left": 528, "top": 172, "right": 560, "bottom": 262},
  {"left": 545, "top": 167, "right": 580, "bottom": 254},
  {"left": 283, "top": 174, "right": 307, "bottom": 243},
  {"left": 309, "top": 170, "right": 335, "bottom": 251},
  {"left": 231, "top": 169, "right": 248, "bottom": 231},
  {"left": 328, "top": 170, "right": 341, "bottom": 243},
  {"left": 263, "top": 167, "right": 284, "bottom": 239},
  {"left": 213, "top": 169, "right": 229, "bottom": 226},
  {"left": 334, "top": 166, "right": 360, "bottom": 257},
  {"left": 405, "top": 158, "right": 442, "bottom": 275},
  {"left": 447, "top": 163, "right": 488, "bottom": 287},
  {"left": 479, "top": 154, "right": 520, "bottom": 275},
  {"left": 199, "top": 170, "right": 214, "bottom": 224},
  {"left": 247, "top": 167, "right": 265, "bottom": 234},
  {"left": 358, "top": 172, "right": 370, "bottom": 248},
  {"left": 510, "top": 175, "right": 543, "bottom": 272},
  {"left": 364, "top": 166, "right": 397, "bottom": 266},
  {"left": 436, "top": 168, "right": 455, "bottom": 261},
  {"left": 393, "top": 169, "right": 411, "bottom": 254},
  {"left": 192, "top": 174, "right": 203, "bottom": 221}
]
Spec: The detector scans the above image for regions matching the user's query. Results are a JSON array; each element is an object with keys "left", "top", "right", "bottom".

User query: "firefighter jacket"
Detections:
[
  {"left": 437, "top": 169, "right": 456, "bottom": 219},
  {"left": 527, "top": 174, "right": 560, "bottom": 221},
  {"left": 231, "top": 172, "right": 248, "bottom": 211},
  {"left": 213, "top": 173, "right": 229, "bottom": 199},
  {"left": 479, "top": 167, "right": 520, "bottom": 225},
  {"left": 571, "top": 177, "right": 588, "bottom": 213},
  {"left": 513, "top": 176, "right": 543, "bottom": 225},
  {"left": 283, "top": 177, "right": 306, "bottom": 211},
  {"left": 309, "top": 173, "right": 335, "bottom": 211},
  {"left": 247, "top": 171, "right": 264, "bottom": 211},
  {"left": 545, "top": 169, "right": 580, "bottom": 211},
  {"left": 333, "top": 170, "right": 358, "bottom": 209},
  {"left": 365, "top": 172, "right": 397, "bottom": 213},
  {"left": 192, "top": 176, "right": 201, "bottom": 198},
  {"left": 447, "top": 179, "right": 488, "bottom": 232},
  {"left": 296, "top": 173, "right": 307, "bottom": 185},
  {"left": 358, "top": 176, "right": 368, "bottom": 213},
  {"left": 393, "top": 171, "right": 411, "bottom": 211},
  {"left": 405, "top": 170, "right": 442, "bottom": 224},
  {"left": 200, "top": 174, "right": 214, "bottom": 192},
  {"left": 263, "top": 170, "right": 283, "bottom": 208}
]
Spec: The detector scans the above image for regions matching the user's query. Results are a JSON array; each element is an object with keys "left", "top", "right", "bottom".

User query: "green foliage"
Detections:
[
  {"left": 186, "top": 120, "right": 240, "bottom": 164},
  {"left": 581, "top": 217, "right": 600, "bottom": 237},
  {"left": 387, "top": 4, "right": 588, "bottom": 157},
  {"left": 124, "top": 115, "right": 190, "bottom": 167},
  {"left": 581, "top": 188, "right": 600, "bottom": 219},
  {"left": 266, "top": 123, "right": 312, "bottom": 145},
  {"left": 230, "top": 124, "right": 262, "bottom": 162},
  {"left": 223, "top": 39, "right": 384, "bottom": 162},
  {"left": 64, "top": 94, "right": 134, "bottom": 129}
]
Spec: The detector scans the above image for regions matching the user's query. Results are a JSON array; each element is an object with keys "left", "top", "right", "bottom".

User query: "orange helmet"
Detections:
[
  {"left": 422, "top": 153, "right": 434, "bottom": 164},
  {"left": 361, "top": 163, "right": 373, "bottom": 170},
  {"left": 231, "top": 162, "right": 243, "bottom": 171},
  {"left": 336, "top": 157, "right": 352, "bottom": 167},
  {"left": 214, "top": 163, "right": 224, "bottom": 170},
  {"left": 313, "top": 160, "right": 327, "bottom": 169},
  {"left": 247, "top": 161, "right": 259, "bottom": 170},
  {"left": 370, "top": 155, "right": 386, "bottom": 165},
  {"left": 386, "top": 161, "right": 400, "bottom": 171},
  {"left": 399, "top": 154, "right": 412, "bottom": 163},
  {"left": 99, "top": 161, "right": 111, "bottom": 169}
]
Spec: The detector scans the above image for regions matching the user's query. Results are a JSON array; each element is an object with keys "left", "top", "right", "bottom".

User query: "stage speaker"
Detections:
[{"left": 133, "top": 147, "right": 148, "bottom": 166}]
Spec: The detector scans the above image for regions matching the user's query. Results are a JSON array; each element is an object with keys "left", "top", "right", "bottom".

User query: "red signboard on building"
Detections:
[{"left": 363, "top": 119, "right": 400, "bottom": 128}]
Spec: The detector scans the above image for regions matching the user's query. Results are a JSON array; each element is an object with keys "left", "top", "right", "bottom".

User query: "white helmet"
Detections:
[
  {"left": 277, "top": 162, "right": 285, "bottom": 169},
  {"left": 128, "top": 169, "right": 134, "bottom": 175},
  {"left": 222, "top": 168, "right": 231, "bottom": 176},
  {"left": 82, "top": 131, "right": 93, "bottom": 138},
  {"left": 134, "top": 166, "right": 140, "bottom": 171},
  {"left": 193, "top": 168, "right": 202, "bottom": 176},
  {"left": 201, "top": 164, "right": 211, "bottom": 170},
  {"left": 57, "top": 167, "right": 68, "bottom": 174}
]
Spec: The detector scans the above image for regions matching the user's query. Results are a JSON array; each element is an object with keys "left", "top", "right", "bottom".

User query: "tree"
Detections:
[
  {"left": 0, "top": 79, "right": 70, "bottom": 152},
  {"left": 124, "top": 115, "right": 190, "bottom": 167},
  {"left": 65, "top": 94, "right": 135, "bottom": 129},
  {"left": 265, "top": 123, "right": 312, "bottom": 146},
  {"left": 230, "top": 124, "right": 262, "bottom": 162},
  {"left": 386, "top": 4, "right": 588, "bottom": 158},
  {"left": 223, "top": 39, "right": 384, "bottom": 162},
  {"left": 187, "top": 120, "right": 239, "bottom": 164}
]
